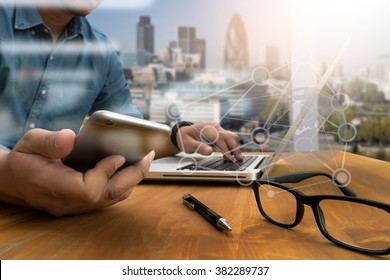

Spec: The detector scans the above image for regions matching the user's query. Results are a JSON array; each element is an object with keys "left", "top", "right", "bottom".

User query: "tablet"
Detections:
[{"left": 62, "top": 110, "right": 172, "bottom": 172}]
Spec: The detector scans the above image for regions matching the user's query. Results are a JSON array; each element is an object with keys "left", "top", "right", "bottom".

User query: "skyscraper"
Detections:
[
  {"left": 178, "top": 27, "right": 197, "bottom": 54},
  {"left": 196, "top": 38, "right": 206, "bottom": 70},
  {"left": 137, "top": 16, "right": 154, "bottom": 55},
  {"left": 171, "top": 26, "right": 206, "bottom": 74},
  {"left": 224, "top": 13, "right": 249, "bottom": 71}
]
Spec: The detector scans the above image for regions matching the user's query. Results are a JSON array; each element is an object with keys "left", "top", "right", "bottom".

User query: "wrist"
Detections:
[{"left": 170, "top": 121, "right": 193, "bottom": 149}]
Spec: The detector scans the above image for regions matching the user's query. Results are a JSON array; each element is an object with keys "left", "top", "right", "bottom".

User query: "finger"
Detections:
[
  {"left": 181, "top": 136, "right": 213, "bottom": 155},
  {"left": 197, "top": 124, "right": 234, "bottom": 157},
  {"left": 213, "top": 138, "right": 234, "bottom": 160},
  {"left": 104, "top": 150, "right": 155, "bottom": 200},
  {"left": 40, "top": 154, "right": 127, "bottom": 216},
  {"left": 175, "top": 126, "right": 197, "bottom": 151},
  {"left": 56, "top": 155, "right": 127, "bottom": 206},
  {"left": 224, "top": 133, "right": 243, "bottom": 161},
  {"left": 13, "top": 128, "right": 75, "bottom": 159},
  {"left": 196, "top": 142, "right": 214, "bottom": 155},
  {"left": 76, "top": 151, "right": 154, "bottom": 205}
]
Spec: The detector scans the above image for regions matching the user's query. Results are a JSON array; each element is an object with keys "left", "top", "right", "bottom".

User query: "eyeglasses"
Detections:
[{"left": 252, "top": 171, "right": 390, "bottom": 255}]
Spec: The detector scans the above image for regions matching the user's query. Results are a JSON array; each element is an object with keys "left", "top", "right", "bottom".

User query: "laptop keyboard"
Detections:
[{"left": 177, "top": 155, "right": 259, "bottom": 171}]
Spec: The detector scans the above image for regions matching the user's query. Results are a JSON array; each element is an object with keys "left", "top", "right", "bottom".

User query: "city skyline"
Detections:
[
  {"left": 88, "top": 0, "right": 390, "bottom": 76},
  {"left": 88, "top": 0, "right": 290, "bottom": 72}
]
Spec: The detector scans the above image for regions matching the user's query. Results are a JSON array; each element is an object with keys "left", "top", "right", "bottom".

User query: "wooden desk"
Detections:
[{"left": 0, "top": 151, "right": 389, "bottom": 260}]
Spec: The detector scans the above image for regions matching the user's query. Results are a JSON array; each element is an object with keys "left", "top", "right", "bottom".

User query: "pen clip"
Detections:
[
  {"left": 182, "top": 195, "right": 195, "bottom": 210},
  {"left": 183, "top": 199, "right": 195, "bottom": 210}
]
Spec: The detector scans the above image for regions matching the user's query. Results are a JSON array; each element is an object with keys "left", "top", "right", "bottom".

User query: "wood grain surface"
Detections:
[{"left": 0, "top": 151, "right": 389, "bottom": 260}]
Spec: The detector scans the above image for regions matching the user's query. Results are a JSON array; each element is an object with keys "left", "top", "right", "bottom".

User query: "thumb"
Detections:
[{"left": 13, "top": 128, "right": 76, "bottom": 159}]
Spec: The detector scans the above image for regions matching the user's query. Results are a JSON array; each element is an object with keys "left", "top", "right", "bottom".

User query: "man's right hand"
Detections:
[{"left": 0, "top": 128, "right": 154, "bottom": 216}]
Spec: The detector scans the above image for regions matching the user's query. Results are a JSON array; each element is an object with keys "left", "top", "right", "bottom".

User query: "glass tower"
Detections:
[
  {"left": 224, "top": 13, "right": 249, "bottom": 71},
  {"left": 137, "top": 16, "right": 155, "bottom": 56}
]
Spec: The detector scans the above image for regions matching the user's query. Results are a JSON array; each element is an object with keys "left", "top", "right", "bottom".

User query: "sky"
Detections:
[{"left": 87, "top": 0, "right": 390, "bottom": 76}]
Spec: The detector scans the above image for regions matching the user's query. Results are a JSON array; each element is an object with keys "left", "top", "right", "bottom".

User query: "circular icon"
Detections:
[
  {"left": 331, "top": 93, "right": 350, "bottom": 112},
  {"left": 178, "top": 157, "right": 198, "bottom": 175},
  {"left": 251, "top": 127, "right": 270, "bottom": 145},
  {"left": 338, "top": 123, "right": 357, "bottom": 142},
  {"left": 200, "top": 125, "right": 219, "bottom": 145},
  {"left": 235, "top": 174, "right": 254, "bottom": 187},
  {"left": 267, "top": 189, "right": 275, "bottom": 198},
  {"left": 333, "top": 168, "right": 352, "bottom": 186},
  {"left": 251, "top": 67, "right": 270, "bottom": 85},
  {"left": 166, "top": 101, "right": 182, "bottom": 120}
]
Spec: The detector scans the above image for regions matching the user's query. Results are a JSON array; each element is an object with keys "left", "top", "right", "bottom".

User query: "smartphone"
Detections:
[{"left": 62, "top": 110, "right": 172, "bottom": 172}]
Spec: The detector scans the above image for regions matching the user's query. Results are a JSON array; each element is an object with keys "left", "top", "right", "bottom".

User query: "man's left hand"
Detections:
[{"left": 175, "top": 122, "right": 243, "bottom": 161}]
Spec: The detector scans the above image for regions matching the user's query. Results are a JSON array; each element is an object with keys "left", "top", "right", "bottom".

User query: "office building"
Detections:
[
  {"left": 196, "top": 38, "right": 206, "bottom": 70},
  {"left": 136, "top": 16, "right": 154, "bottom": 65},
  {"left": 178, "top": 26, "right": 197, "bottom": 54},
  {"left": 167, "top": 27, "right": 206, "bottom": 77},
  {"left": 224, "top": 13, "right": 249, "bottom": 71}
]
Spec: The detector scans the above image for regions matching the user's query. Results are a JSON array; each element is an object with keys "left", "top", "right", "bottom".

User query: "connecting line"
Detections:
[
  {"left": 341, "top": 141, "right": 349, "bottom": 168},
  {"left": 259, "top": 171, "right": 356, "bottom": 197},
  {"left": 258, "top": 177, "right": 339, "bottom": 195},
  {"left": 319, "top": 108, "right": 340, "bottom": 131},
  {"left": 270, "top": 60, "right": 293, "bottom": 74},
  {"left": 312, "top": 66, "right": 339, "bottom": 96},
  {"left": 266, "top": 149, "right": 346, "bottom": 188},
  {"left": 221, "top": 116, "right": 257, "bottom": 123},
  {"left": 266, "top": 79, "right": 289, "bottom": 94},
  {"left": 219, "top": 83, "right": 256, "bottom": 122},
  {"left": 263, "top": 82, "right": 293, "bottom": 129},
  {"left": 269, "top": 135, "right": 295, "bottom": 144},
  {"left": 184, "top": 79, "right": 251, "bottom": 107},
  {"left": 309, "top": 152, "right": 339, "bottom": 173},
  {"left": 318, "top": 125, "right": 339, "bottom": 170},
  {"left": 228, "top": 141, "right": 252, "bottom": 154}
]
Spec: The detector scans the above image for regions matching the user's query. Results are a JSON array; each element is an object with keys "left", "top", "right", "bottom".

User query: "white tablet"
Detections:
[{"left": 62, "top": 110, "right": 172, "bottom": 172}]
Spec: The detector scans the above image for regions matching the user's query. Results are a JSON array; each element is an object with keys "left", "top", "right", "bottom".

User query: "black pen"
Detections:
[{"left": 182, "top": 193, "right": 232, "bottom": 232}]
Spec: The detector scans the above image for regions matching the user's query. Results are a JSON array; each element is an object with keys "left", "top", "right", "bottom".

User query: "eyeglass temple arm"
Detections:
[{"left": 265, "top": 171, "right": 357, "bottom": 197}]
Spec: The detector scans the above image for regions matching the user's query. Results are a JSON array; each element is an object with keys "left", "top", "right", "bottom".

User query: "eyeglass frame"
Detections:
[{"left": 252, "top": 171, "right": 390, "bottom": 255}]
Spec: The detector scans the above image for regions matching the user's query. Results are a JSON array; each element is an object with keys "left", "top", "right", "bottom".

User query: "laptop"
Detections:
[{"left": 145, "top": 40, "right": 349, "bottom": 184}]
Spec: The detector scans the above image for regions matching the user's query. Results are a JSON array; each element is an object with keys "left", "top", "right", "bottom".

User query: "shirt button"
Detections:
[
  {"left": 31, "top": 30, "right": 36, "bottom": 36},
  {"left": 29, "top": 123, "right": 36, "bottom": 129},
  {"left": 41, "top": 89, "right": 47, "bottom": 95},
  {"left": 43, "top": 28, "right": 49, "bottom": 33},
  {"left": 49, "top": 55, "right": 54, "bottom": 60}
]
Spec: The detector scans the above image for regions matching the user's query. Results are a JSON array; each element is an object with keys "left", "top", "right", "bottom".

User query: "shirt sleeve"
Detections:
[
  {"left": 89, "top": 47, "right": 143, "bottom": 119},
  {"left": 0, "top": 144, "right": 10, "bottom": 151}
]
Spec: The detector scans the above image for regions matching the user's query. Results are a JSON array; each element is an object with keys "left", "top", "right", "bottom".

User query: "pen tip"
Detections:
[{"left": 217, "top": 218, "right": 232, "bottom": 232}]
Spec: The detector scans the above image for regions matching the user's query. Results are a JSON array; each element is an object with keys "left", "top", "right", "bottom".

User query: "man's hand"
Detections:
[
  {"left": 175, "top": 122, "right": 243, "bottom": 161},
  {"left": 0, "top": 128, "right": 154, "bottom": 216}
]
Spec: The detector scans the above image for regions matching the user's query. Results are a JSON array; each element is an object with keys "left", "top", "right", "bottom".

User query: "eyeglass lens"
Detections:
[
  {"left": 258, "top": 183, "right": 390, "bottom": 252},
  {"left": 258, "top": 184, "right": 297, "bottom": 225},
  {"left": 319, "top": 199, "right": 390, "bottom": 251}
]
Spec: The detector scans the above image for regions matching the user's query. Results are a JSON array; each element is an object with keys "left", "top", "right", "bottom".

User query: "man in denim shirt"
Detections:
[{"left": 0, "top": 1, "right": 242, "bottom": 215}]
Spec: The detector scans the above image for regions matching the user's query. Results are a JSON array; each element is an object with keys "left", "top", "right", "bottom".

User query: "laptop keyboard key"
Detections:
[{"left": 178, "top": 155, "right": 257, "bottom": 171}]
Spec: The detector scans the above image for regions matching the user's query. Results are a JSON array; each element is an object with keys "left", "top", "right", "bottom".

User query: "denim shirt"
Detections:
[{"left": 0, "top": 5, "right": 142, "bottom": 150}]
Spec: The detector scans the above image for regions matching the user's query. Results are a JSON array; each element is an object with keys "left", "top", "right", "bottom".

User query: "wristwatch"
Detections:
[{"left": 170, "top": 121, "right": 194, "bottom": 149}]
